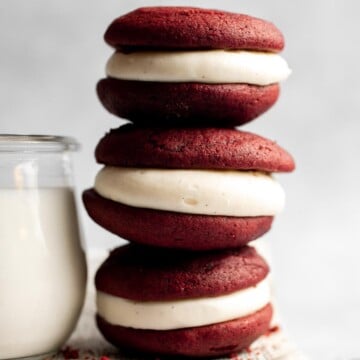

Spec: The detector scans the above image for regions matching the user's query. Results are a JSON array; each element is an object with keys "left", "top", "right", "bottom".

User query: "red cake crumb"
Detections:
[
  {"left": 229, "top": 353, "right": 241, "bottom": 359},
  {"left": 265, "top": 325, "right": 280, "bottom": 336},
  {"left": 61, "top": 346, "right": 80, "bottom": 359}
]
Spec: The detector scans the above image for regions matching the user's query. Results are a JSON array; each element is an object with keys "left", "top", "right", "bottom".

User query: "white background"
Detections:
[{"left": 1, "top": 1, "right": 359, "bottom": 358}]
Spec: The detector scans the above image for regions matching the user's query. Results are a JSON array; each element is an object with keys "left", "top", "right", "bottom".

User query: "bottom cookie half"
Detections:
[
  {"left": 83, "top": 189, "right": 273, "bottom": 251},
  {"left": 96, "top": 304, "right": 273, "bottom": 358}
]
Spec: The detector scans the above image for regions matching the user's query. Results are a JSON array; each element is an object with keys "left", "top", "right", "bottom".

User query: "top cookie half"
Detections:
[{"left": 104, "top": 7, "right": 284, "bottom": 52}]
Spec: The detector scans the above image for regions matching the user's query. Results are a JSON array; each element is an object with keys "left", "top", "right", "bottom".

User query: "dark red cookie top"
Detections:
[
  {"left": 104, "top": 7, "right": 284, "bottom": 52},
  {"left": 95, "top": 244, "right": 269, "bottom": 301},
  {"left": 95, "top": 125, "right": 295, "bottom": 172}
]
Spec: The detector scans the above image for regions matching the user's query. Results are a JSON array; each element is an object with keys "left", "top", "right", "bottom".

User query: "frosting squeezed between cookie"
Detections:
[
  {"left": 106, "top": 50, "right": 291, "bottom": 85},
  {"left": 97, "top": 277, "right": 271, "bottom": 330},
  {"left": 94, "top": 167, "right": 285, "bottom": 216}
]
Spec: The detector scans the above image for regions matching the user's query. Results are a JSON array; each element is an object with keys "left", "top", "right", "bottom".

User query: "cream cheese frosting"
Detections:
[
  {"left": 97, "top": 277, "right": 271, "bottom": 330},
  {"left": 106, "top": 50, "right": 291, "bottom": 85},
  {"left": 94, "top": 167, "right": 285, "bottom": 217}
]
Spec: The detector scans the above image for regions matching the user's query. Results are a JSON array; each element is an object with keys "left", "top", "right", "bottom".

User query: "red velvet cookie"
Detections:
[
  {"left": 95, "top": 125, "right": 295, "bottom": 172},
  {"left": 104, "top": 7, "right": 284, "bottom": 52},
  {"left": 95, "top": 244, "right": 271, "bottom": 357},
  {"left": 97, "top": 79, "right": 280, "bottom": 127},
  {"left": 95, "top": 244, "right": 268, "bottom": 300},
  {"left": 96, "top": 304, "right": 273, "bottom": 358},
  {"left": 83, "top": 189, "right": 273, "bottom": 251}
]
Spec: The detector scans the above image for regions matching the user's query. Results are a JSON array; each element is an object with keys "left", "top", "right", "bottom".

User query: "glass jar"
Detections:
[{"left": 0, "top": 135, "right": 87, "bottom": 360}]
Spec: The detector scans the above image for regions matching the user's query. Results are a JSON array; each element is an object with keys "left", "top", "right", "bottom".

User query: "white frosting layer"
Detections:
[
  {"left": 94, "top": 167, "right": 285, "bottom": 217},
  {"left": 97, "top": 277, "right": 270, "bottom": 330},
  {"left": 106, "top": 50, "right": 291, "bottom": 85}
]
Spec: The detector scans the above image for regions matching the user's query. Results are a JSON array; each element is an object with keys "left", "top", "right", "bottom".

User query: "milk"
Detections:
[{"left": 0, "top": 188, "right": 87, "bottom": 359}]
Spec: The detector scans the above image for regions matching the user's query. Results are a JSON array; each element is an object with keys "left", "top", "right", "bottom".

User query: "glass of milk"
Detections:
[{"left": 0, "top": 135, "right": 87, "bottom": 359}]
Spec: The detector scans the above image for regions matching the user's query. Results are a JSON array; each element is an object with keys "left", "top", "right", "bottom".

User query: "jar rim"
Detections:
[{"left": 0, "top": 134, "right": 80, "bottom": 153}]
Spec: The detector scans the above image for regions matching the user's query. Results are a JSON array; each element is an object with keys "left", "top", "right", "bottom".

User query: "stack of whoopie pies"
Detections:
[{"left": 83, "top": 6, "right": 294, "bottom": 358}]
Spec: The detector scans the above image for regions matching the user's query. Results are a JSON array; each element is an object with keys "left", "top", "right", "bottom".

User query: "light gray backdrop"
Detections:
[{"left": 1, "top": 1, "right": 359, "bottom": 358}]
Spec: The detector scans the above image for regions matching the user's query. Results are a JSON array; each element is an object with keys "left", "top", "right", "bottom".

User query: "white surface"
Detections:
[
  {"left": 1, "top": 1, "right": 360, "bottom": 358},
  {"left": 0, "top": 188, "right": 87, "bottom": 359},
  {"left": 106, "top": 50, "right": 291, "bottom": 85},
  {"left": 97, "top": 277, "right": 270, "bottom": 330},
  {"left": 95, "top": 167, "right": 285, "bottom": 216}
]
